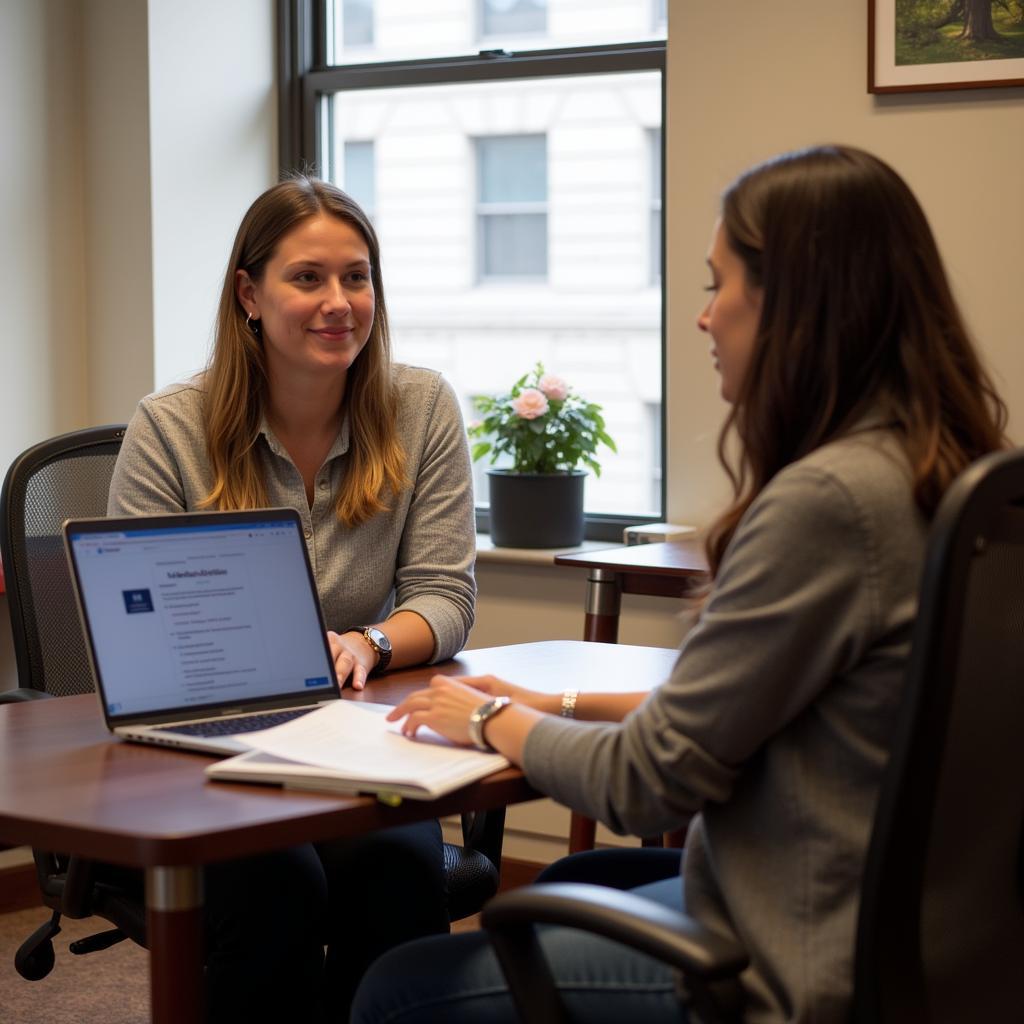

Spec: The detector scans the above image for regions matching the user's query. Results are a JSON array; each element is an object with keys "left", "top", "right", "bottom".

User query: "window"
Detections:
[
  {"left": 280, "top": 1, "right": 667, "bottom": 537},
  {"left": 480, "top": 0, "right": 547, "bottom": 39},
  {"left": 652, "top": 0, "right": 668, "bottom": 32},
  {"left": 476, "top": 134, "right": 547, "bottom": 280},
  {"left": 649, "top": 127, "right": 662, "bottom": 285},
  {"left": 343, "top": 140, "right": 375, "bottom": 217},
  {"left": 339, "top": 0, "right": 373, "bottom": 49}
]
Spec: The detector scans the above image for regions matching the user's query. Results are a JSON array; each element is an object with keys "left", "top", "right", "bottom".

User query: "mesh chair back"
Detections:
[
  {"left": 0, "top": 426, "right": 126, "bottom": 696},
  {"left": 854, "top": 448, "right": 1024, "bottom": 1022}
]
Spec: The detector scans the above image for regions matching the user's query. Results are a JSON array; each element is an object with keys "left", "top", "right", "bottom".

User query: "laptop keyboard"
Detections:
[{"left": 161, "top": 707, "right": 316, "bottom": 737}]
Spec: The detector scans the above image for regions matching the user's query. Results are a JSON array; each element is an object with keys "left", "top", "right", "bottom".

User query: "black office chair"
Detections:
[
  {"left": 0, "top": 424, "right": 145, "bottom": 980},
  {"left": 482, "top": 446, "right": 1024, "bottom": 1023},
  {"left": 0, "top": 424, "right": 504, "bottom": 980}
]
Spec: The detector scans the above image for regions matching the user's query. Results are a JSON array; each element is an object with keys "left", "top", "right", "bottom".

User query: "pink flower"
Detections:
[
  {"left": 538, "top": 374, "right": 569, "bottom": 401},
  {"left": 511, "top": 388, "right": 549, "bottom": 420}
]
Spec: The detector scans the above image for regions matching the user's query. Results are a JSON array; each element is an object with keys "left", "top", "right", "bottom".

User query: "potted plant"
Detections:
[{"left": 469, "top": 363, "right": 616, "bottom": 548}]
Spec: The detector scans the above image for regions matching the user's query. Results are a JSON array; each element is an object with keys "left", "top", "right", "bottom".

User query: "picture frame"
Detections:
[{"left": 869, "top": 0, "right": 1024, "bottom": 93}]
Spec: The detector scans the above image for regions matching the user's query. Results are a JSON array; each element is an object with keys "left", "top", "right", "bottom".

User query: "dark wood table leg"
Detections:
[
  {"left": 568, "top": 814, "right": 597, "bottom": 854},
  {"left": 582, "top": 568, "right": 622, "bottom": 644},
  {"left": 146, "top": 865, "right": 204, "bottom": 1024}
]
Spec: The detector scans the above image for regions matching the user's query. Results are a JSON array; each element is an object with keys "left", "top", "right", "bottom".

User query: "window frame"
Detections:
[{"left": 277, "top": 0, "right": 667, "bottom": 542}]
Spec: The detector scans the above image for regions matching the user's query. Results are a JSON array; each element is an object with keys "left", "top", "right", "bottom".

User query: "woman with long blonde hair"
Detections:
[{"left": 109, "top": 175, "right": 476, "bottom": 1020}]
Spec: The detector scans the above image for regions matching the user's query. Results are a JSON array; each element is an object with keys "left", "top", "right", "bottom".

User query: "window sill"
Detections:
[{"left": 475, "top": 532, "right": 621, "bottom": 567}]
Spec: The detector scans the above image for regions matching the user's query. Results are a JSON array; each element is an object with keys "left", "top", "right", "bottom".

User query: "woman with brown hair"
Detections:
[
  {"left": 350, "top": 145, "right": 1007, "bottom": 1023},
  {"left": 108, "top": 176, "right": 476, "bottom": 1020}
]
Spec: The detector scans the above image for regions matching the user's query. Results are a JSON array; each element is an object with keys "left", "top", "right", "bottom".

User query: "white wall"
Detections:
[{"left": 148, "top": 0, "right": 278, "bottom": 389}]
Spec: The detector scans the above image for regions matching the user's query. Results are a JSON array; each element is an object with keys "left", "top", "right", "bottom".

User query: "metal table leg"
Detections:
[
  {"left": 146, "top": 865, "right": 204, "bottom": 1024},
  {"left": 582, "top": 568, "right": 622, "bottom": 643}
]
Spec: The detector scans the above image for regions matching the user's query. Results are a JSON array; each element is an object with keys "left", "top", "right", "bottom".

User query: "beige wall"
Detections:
[
  {"left": 663, "top": 1, "right": 1024, "bottom": 528},
  {"left": 0, "top": 0, "right": 89, "bottom": 468}
]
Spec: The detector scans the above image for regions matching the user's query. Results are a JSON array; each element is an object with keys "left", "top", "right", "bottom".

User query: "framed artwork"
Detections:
[{"left": 869, "top": 0, "right": 1024, "bottom": 93}]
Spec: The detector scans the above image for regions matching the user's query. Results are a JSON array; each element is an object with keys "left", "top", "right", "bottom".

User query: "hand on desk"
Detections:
[
  {"left": 388, "top": 674, "right": 544, "bottom": 765},
  {"left": 387, "top": 673, "right": 650, "bottom": 763},
  {"left": 326, "top": 630, "right": 377, "bottom": 690}
]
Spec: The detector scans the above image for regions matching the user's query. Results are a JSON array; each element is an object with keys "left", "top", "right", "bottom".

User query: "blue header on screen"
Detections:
[{"left": 69, "top": 520, "right": 296, "bottom": 542}]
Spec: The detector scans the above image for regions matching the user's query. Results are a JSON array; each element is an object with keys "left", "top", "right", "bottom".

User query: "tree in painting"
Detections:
[
  {"left": 895, "top": 0, "right": 1024, "bottom": 64},
  {"left": 959, "top": 0, "right": 1000, "bottom": 39}
]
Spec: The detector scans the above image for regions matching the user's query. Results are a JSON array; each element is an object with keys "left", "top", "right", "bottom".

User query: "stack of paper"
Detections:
[{"left": 205, "top": 699, "right": 510, "bottom": 800}]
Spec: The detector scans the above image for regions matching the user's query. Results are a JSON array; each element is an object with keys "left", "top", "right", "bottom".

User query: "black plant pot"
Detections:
[{"left": 486, "top": 469, "right": 585, "bottom": 548}]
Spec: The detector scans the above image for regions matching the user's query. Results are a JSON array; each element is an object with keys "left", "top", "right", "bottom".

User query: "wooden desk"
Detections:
[
  {"left": 0, "top": 640, "right": 677, "bottom": 1022},
  {"left": 554, "top": 540, "right": 709, "bottom": 644}
]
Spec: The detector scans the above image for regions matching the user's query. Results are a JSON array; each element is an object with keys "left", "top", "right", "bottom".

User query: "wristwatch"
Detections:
[
  {"left": 355, "top": 626, "right": 392, "bottom": 675},
  {"left": 468, "top": 696, "right": 512, "bottom": 752}
]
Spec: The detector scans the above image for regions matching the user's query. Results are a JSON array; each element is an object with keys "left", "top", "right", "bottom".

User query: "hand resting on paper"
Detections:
[
  {"left": 388, "top": 674, "right": 650, "bottom": 764},
  {"left": 388, "top": 674, "right": 545, "bottom": 765}
]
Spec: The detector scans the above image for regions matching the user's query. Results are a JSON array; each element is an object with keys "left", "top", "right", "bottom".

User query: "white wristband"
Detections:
[{"left": 560, "top": 689, "right": 579, "bottom": 718}]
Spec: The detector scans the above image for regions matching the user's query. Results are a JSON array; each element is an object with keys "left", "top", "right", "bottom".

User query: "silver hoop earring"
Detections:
[{"left": 246, "top": 312, "right": 260, "bottom": 334}]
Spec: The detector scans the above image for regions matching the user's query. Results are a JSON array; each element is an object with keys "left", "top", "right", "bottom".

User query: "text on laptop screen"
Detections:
[{"left": 68, "top": 520, "right": 333, "bottom": 717}]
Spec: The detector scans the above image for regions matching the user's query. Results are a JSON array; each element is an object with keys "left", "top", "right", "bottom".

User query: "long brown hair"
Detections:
[
  {"left": 201, "top": 175, "right": 406, "bottom": 525},
  {"left": 705, "top": 145, "right": 1007, "bottom": 576}
]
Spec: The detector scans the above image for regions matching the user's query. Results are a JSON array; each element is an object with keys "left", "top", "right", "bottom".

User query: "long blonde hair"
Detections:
[{"left": 201, "top": 176, "right": 407, "bottom": 525}]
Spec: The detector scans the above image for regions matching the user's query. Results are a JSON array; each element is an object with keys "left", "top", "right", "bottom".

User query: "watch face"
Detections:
[{"left": 366, "top": 627, "right": 391, "bottom": 653}]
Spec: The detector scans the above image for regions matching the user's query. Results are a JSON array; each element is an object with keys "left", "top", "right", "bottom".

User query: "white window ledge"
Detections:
[{"left": 475, "top": 532, "right": 622, "bottom": 567}]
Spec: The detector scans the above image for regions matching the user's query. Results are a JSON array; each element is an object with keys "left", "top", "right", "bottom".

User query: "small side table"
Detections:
[
  {"left": 554, "top": 539, "right": 708, "bottom": 644},
  {"left": 555, "top": 539, "right": 710, "bottom": 852}
]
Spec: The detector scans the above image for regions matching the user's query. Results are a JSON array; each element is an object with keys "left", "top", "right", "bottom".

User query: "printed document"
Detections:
[{"left": 206, "top": 700, "right": 509, "bottom": 799}]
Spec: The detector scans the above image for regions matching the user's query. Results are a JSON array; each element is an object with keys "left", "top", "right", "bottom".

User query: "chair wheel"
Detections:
[{"left": 15, "top": 939, "right": 56, "bottom": 981}]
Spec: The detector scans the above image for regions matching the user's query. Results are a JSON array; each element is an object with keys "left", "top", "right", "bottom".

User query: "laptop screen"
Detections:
[{"left": 65, "top": 511, "right": 336, "bottom": 720}]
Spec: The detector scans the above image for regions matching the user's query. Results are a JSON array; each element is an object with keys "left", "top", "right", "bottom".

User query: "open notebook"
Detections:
[{"left": 206, "top": 699, "right": 510, "bottom": 800}]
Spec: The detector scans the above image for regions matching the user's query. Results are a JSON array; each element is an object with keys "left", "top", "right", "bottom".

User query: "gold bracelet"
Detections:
[{"left": 560, "top": 689, "right": 579, "bottom": 718}]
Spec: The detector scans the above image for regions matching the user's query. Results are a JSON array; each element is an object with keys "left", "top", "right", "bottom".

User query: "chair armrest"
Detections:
[
  {"left": 483, "top": 882, "right": 747, "bottom": 978},
  {"left": 482, "top": 883, "right": 748, "bottom": 1024},
  {"left": 0, "top": 688, "right": 54, "bottom": 704}
]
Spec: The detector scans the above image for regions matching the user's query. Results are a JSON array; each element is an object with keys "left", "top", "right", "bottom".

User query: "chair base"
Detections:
[{"left": 15, "top": 911, "right": 61, "bottom": 981}]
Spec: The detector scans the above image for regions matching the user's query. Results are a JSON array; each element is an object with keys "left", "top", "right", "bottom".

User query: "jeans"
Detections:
[
  {"left": 350, "top": 847, "right": 689, "bottom": 1024},
  {"left": 316, "top": 819, "right": 448, "bottom": 1015}
]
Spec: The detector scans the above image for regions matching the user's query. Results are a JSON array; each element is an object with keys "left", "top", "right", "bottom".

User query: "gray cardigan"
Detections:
[
  {"left": 524, "top": 427, "right": 927, "bottom": 1023},
  {"left": 107, "top": 364, "right": 477, "bottom": 663}
]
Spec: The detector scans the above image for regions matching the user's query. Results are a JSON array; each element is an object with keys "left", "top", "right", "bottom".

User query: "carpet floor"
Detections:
[
  {"left": 0, "top": 907, "right": 148, "bottom": 1023},
  {"left": 0, "top": 907, "right": 481, "bottom": 1022}
]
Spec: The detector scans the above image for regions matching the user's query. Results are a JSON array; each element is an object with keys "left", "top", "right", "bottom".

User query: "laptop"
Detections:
[{"left": 64, "top": 508, "right": 340, "bottom": 755}]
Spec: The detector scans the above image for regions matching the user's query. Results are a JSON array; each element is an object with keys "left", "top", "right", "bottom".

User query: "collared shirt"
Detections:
[{"left": 108, "top": 364, "right": 476, "bottom": 662}]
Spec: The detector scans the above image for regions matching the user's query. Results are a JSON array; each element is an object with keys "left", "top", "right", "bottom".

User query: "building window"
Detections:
[
  {"left": 652, "top": 0, "right": 667, "bottom": 32},
  {"left": 341, "top": 0, "right": 373, "bottom": 48},
  {"left": 649, "top": 128, "right": 662, "bottom": 285},
  {"left": 281, "top": 1, "right": 667, "bottom": 536},
  {"left": 476, "top": 135, "right": 547, "bottom": 280},
  {"left": 480, "top": 0, "right": 547, "bottom": 38},
  {"left": 343, "top": 140, "right": 375, "bottom": 217}
]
